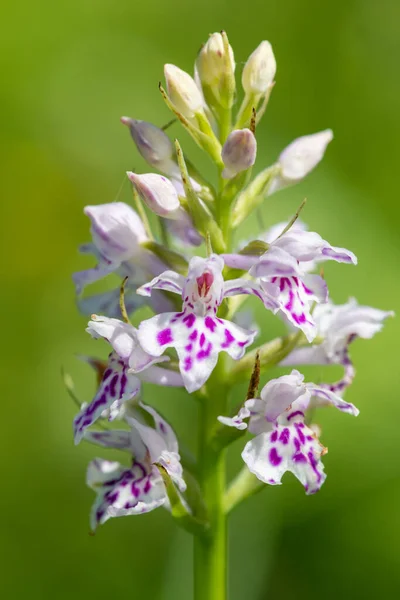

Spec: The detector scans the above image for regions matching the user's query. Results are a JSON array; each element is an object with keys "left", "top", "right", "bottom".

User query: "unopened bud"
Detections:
[
  {"left": 121, "top": 117, "right": 180, "bottom": 178},
  {"left": 279, "top": 129, "right": 333, "bottom": 181},
  {"left": 84, "top": 202, "right": 148, "bottom": 263},
  {"left": 242, "top": 41, "right": 276, "bottom": 95},
  {"left": 196, "top": 32, "right": 235, "bottom": 108},
  {"left": 268, "top": 130, "right": 333, "bottom": 195},
  {"left": 127, "top": 172, "right": 180, "bottom": 218},
  {"left": 164, "top": 64, "right": 204, "bottom": 119},
  {"left": 221, "top": 128, "right": 257, "bottom": 179}
]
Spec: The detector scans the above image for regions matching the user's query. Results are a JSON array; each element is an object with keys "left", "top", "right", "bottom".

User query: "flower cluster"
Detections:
[{"left": 71, "top": 31, "right": 392, "bottom": 532}]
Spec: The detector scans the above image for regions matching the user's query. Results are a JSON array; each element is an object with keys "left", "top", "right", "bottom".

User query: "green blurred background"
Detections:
[{"left": 2, "top": 0, "right": 399, "bottom": 598}]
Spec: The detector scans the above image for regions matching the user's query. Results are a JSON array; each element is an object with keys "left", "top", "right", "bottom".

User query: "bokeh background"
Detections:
[{"left": 2, "top": 0, "right": 399, "bottom": 598}]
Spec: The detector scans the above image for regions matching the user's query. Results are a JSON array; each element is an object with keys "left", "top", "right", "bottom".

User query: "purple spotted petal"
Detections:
[
  {"left": 138, "top": 311, "right": 256, "bottom": 392},
  {"left": 242, "top": 421, "right": 327, "bottom": 495},
  {"left": 307, "top": 383, "right": 359, "bottom": 416},
  {"left": 223, "top": 278, "right": 280, "bottom": 313},
  {"left": 73, "top": 353, "right": 141, "bottom": 444},
  {"left": 262, "top": 274, "right": 327, "bottom": 342},
  {"left": 87, "top": 459, "right": 166, "bottom": 530}
]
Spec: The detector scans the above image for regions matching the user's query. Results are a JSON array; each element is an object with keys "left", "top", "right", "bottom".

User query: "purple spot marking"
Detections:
[
  {"left": 205, "top": 316, "right": 217, "bottom": 332},
  {"left": 271, "top": 430, "right": 278, "bottom": 443},
  {"left": 105, "top": 491, "right": 119, "bottom": 504},
  {"left": 157, "top": 328, "right": 173, "bottom": 345},
  {"left": 183, "top": 356, "right": 192, "bottom": 371},
  {"left": 199, "top": 333, "right": 206, "bottom": 347},
  {"left": 183, "top": 313, "right": 196, "bottom": 328},
  {"left": 295, "top": 423, "right": 306, "bottom": 444},
  {"left": 269, "top": 447, "right": 282, "bottom": 466},
  {"left": 120, "top": 372, "right": 127, "bottom": 396},
  {"left": 285, "top": 290, "right": 295, "bottom": 312},
  {"left": 221, "top": 329, "right": 235, "bottom": 349},
  {"left": 143, "top": 478, "right": 152, "bottom": 494},
  {"left": 197, "top": 342, "right": 213, "bottom": 360},
  {"left": 109, "top": 374, "right": 119, "bottom": 398},
  {"left": 287, "top": 410, "right": 305, "bottom": 421},
  {"left": 279, "top": 428, "right": 290, "bottom": 445},
  {"left": 293, "top": 452, "right": 307, "bottom": 463},
  {"left": 189, "top": 329, "right": 198, "bottom": 341}
]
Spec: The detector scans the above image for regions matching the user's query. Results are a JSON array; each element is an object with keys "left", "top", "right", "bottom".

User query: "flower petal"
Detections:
[
  {"left": 136, "top": 271, "right": 185, "bottom": 297},
  {"left": 307, "top": 384, "right": 359, "bottom": 416},
  {"left": 242, "top": 423, "right": 327, "bottom": 494},
  {"left": 87, "top": 314, "right": 168, "bottom": 372},
  {"left": 138, "top": 312, "right": 256, "bottom": 392},
  {"left": 84, "top": 430, "right": 131, "bottom": 450},
  {"left": 249, "top": 246, "right": 303, "bottom": 279},
  {"left": 87, "top": 459, "right": 165, "bottom": 529},
  {"left": 77, "top": 287, "right": 145, "bottom": 318},
  {"left": 73, "top": 353, "right": 141, "bottom": 444},
  {"left": 258, "top": 370, "right": 309, "bottom": 423},
  {"left": 223, "top": 278, "right": 280, "bottom": 313},
  {"left": 272, "top": 229, "right": 357, "bottom": 265}
]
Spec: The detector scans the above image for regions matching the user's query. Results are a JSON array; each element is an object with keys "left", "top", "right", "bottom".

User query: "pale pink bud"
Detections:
[
  {"left": 127, "top": 172, "right": 180, "bottom": 218},
  {"left": 221, "top": 128, "right": 257, "bottom": 179},
  {"left": 279, "top": 129, "right": 334, "bottom": 181},
  {"left": 121, "top": 117, "right": 180, "bottom": 178}
]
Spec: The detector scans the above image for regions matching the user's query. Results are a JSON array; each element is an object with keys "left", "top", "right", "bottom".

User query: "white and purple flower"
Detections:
[
  {"left": 223, "top": 228, "right": 357, "bottom": 342},
  {"left": 219, "top": 370, "right": 359, "bottom": 494},
  {"left": 86, "top": 402, "right": 185, "bottom": 529},
  {"left": 136, "top": 254, "right": 279, "bottom": 392},
  {"left": 282, "top": 298, "right": 394, "bottom": 393},
  {"left": 73, "top": 315, "right": 184, "bottom": 443},
  {"left": 73, "top": 202, "right": 173, "bottom": 318}
]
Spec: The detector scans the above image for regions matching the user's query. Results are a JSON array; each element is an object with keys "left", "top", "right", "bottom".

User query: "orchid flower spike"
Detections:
[
  {"left": 219, "top": 369, "right": 358, "bottom": 494},
  {"left": 86, "top": 402, "right": 185, "bottom": 529}
]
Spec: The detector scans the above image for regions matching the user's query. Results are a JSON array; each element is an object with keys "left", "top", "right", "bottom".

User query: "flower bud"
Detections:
[
  {"left": 84, "top": 202, "right": 148, "bottom": 263},
  {"left": 127, "top": 172, "right": 181, "bottom": 218},
  {"left": 242, "top": 41, "right": 276, "bottom": 95},
  {"left": 278, "top": 129, "right": 333, "bottom": 181},
  {"left": 164, "top": 64, "right": 204, "bottom": 119},
  {"left": 196, "top": 32, "right": 235, "bottom": 108},
  {"left": 221, "top": 128, "right": 257, "bottom": 179},
  {"left": 267, "top": 129, "right": 333, "bottom": 195},
  {"left": 121, "top": 117, "right": 180, "bottom": 178}
]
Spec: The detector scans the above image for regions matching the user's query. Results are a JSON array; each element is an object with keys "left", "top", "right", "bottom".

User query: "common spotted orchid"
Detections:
[
  {"left": 219, "top": 370, "right": 358, "bottom": 493},
  {"left": 73, "top": 202, "right": 172, "bottom": 318},
  {"left": 223, "top": 227, "right": 357, "bottom": 342},
  {"left": 281, "top": 298, "right": 393, "bottom": 393},
  {"left": 86, "top": 402, "right": 185, "bottom": 529},
  {"left": 73, "top": 315, "right": 183, "bottom": 443},
  {"left": 135, "top": 253, "right": 279, "bottom": 392}
]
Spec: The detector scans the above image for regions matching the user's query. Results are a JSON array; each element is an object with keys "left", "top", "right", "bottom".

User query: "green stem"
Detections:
[{"left": 194, "top": 357, "right": 229, "bottom": 600}]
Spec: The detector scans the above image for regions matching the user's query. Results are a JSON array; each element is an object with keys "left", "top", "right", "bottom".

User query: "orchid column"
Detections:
[{"left": 70, "top": 31, "right": 393, "bottom": 600}]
